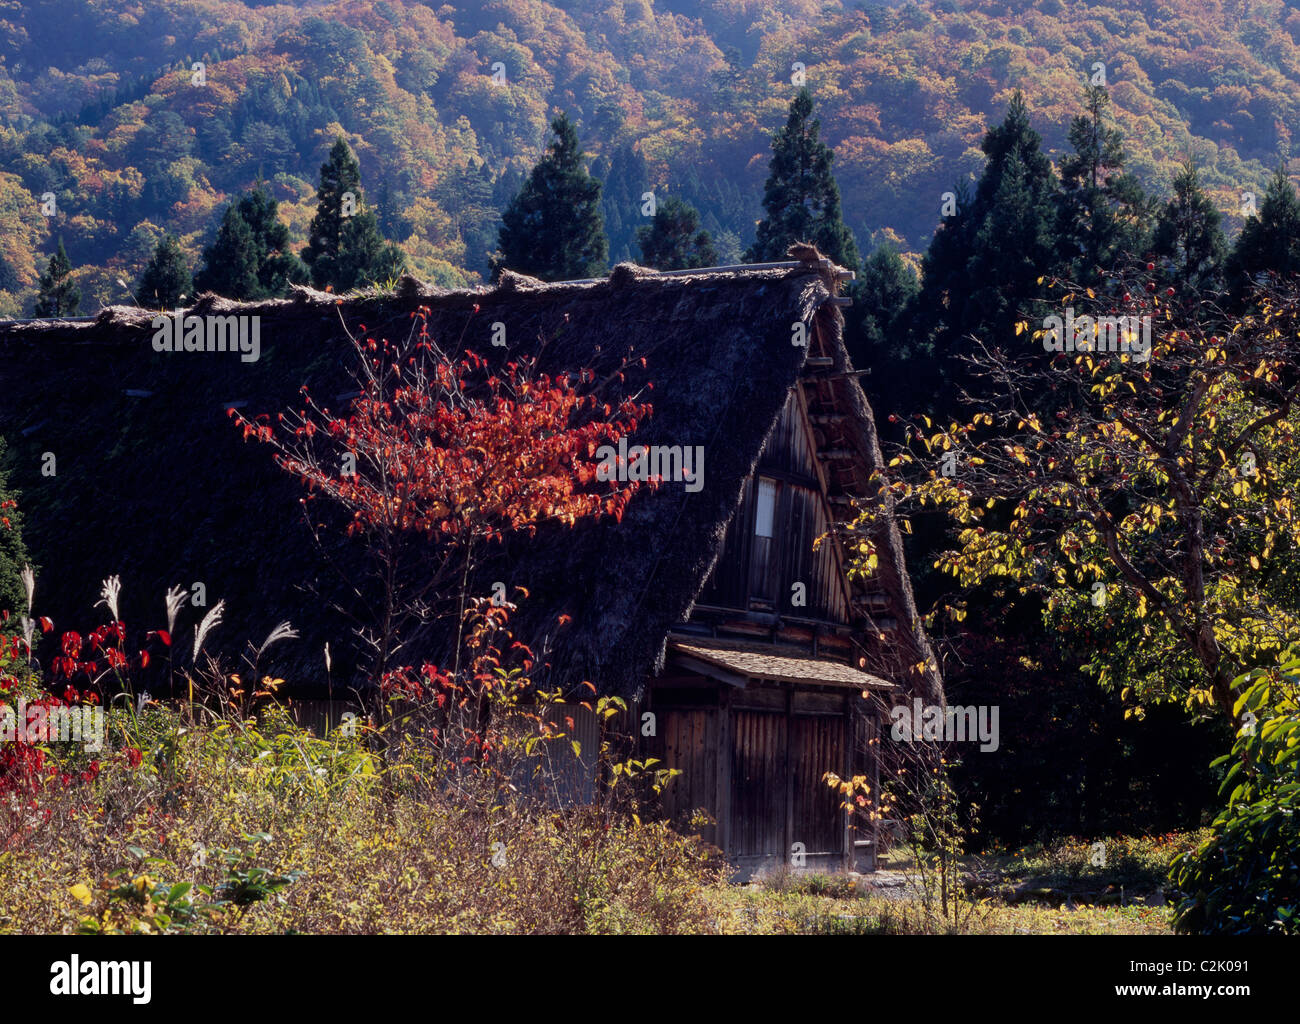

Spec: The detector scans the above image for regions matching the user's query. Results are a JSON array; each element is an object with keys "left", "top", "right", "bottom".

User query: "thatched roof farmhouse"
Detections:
[{"left": 0, "top": 250, "right": 942, "bottom": 875}]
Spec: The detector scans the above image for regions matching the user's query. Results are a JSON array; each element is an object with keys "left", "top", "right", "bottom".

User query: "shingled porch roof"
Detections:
[{"left": 668, "top": 638, "right": 896, "bottom": 691}]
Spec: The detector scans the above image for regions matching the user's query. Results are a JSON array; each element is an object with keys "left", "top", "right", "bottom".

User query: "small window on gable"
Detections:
[
  {"left": 750, "top": 477, "right": 779, "bottom": 606},
  {"left": 755, "top": 477, "right": 777, "bottom": 538}
]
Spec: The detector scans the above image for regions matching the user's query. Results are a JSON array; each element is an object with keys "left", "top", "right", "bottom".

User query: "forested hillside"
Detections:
[{"left": 1, "top": 0, "right": 1297, "bottom": 313}]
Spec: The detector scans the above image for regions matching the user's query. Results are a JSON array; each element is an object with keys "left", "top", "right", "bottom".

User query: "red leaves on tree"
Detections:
[{"left": 236, "top": 310, "right": 654, "bottom": 548}]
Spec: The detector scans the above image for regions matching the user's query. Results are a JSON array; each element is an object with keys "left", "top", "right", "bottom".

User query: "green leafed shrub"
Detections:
[
  {"left": 1171, "top": 658, "right": 1300, "bottom": 934},
  {"left": 0, "top": 437, "right": 29, "bottom": 617}
]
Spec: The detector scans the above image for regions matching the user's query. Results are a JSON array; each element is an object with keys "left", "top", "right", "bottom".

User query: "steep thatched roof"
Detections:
[{"left": 0, "top": 258, "right": 942, "bottom": 704}]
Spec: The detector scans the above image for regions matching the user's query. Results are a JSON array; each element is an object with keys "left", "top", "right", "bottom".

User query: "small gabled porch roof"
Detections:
[{"left": 667, "top": 637, "right": 895, "bottom": 692}]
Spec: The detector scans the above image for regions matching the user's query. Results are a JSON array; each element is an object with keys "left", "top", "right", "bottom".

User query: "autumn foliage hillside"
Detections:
[{"left": 0, "top": 0, "right": 1297, "bottom": 312}]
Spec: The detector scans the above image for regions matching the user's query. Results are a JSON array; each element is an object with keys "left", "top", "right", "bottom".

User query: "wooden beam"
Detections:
[
  {"left": 718, "top": 688, "right": 733, "bottom": 859},
  {"left": 792, "top": 384, "right": 856, "bottom": 629},
  {"left": 784, "top": 684, "right": 793, "bottom": 869},
  {"left": 671, "top": 653, "right": 751, "bottom": 690},
  {"left": 803, "top": 368, "right": 871, "bottom": 379}
]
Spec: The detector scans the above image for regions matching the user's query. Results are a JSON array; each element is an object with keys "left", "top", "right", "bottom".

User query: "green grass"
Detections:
[
  {"left": 701, "top": 835, "right": 1198, "bottom": 935},
  {"left": 713, "top": 886, "right": 1173, "bottom": 934}
]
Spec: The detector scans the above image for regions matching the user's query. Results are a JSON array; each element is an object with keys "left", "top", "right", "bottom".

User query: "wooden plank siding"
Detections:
[
  {"left": 695, "top": 393, "right": 850, "bottom": 624},
  {"left": 290, "top": 684, "right": 869, "bottom": 873},
  {"left": 790, "top": 712, "right": 847, "bottom": 856},
  {"left": 730, "top": 709, "right": 788, "bottom": 858},
  {"left": 657, "top": 708, "right": 719, "bottom": 847},
  {"left": 534, "top": 703, "right": 602, "bottom": 806},
  {"left": 757, "top": 388, "right": 821, "bottom": 479},
  {"left": 648, "top": 678, "right": 862, "bottom": 868}
]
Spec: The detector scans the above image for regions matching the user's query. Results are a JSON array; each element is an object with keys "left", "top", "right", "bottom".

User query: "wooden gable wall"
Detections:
[{"left": 694, "top": 391, "right": 851, "bottom": 625}]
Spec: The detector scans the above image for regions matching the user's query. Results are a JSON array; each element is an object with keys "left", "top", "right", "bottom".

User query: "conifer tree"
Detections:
[
  {"left": 1152, "top": 161, "right": 1228, "bottom": 295},
  {"left": 914, "top": 180, "right": 976, "bottom": 346},
  {"left": 236, "top": 185, "right": 309, "bottom": 296},
  {"left": 302, "top": 137, "right": 404, "bottom": 291},
  {"left": 849, "top": 244, "right": 919, "bottom": 367},
  {"left": 1056, "top": 85, "right": 1151, "bottom": 285},
  {"left": 903, "top": 93, "right": 1062, "bottom": 420},
  {"left": 636, "top": 197, "right": 718, "bottom": 270},
  {"left": 33, "top": 239, "right": 80, "bottom": 316},
  {"left": 965, "top": 150, "right": 1057, "bottom": 332},
  {"left": 746, "top": 88, "right": 860, "bottom": 271},
  {"left": 1228, "top": 165, "right": 1300, "bottom": 299},
  {"left": 495, "top": 114, "right": 608, "bottom": 281},
  {"left": 138, "top": 234, "right": 192, "bottom": 309},
  {"left": 918, "top": 94, "right": 1061, "bottom": 349},
  {"left": 339, "top": 207, "right": 406, "bottom": 289},
  {"left": 194, "top": 204, "right": 260, "bottom": 299}
]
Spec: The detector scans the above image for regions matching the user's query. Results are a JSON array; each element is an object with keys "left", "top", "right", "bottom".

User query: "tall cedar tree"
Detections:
[
  {"left": 849, "top": 244, "right": 919, "bottom": 375},
  {"left": 963, "top": 92, "right": 1059, "bottom": 338},
  {"left": 746, "top": 88, "right": 860, "bottom": 272},
  {"left": 636, "top": 196, "right": 718, "bottom": 270},
  {"left": 905, "top": 92, "right": 1062, "bottom": 421},
  {"left": 888, "top": 93, "right": 1064, "bottom": 642},
  {"left": 33, "top": 240, "right": 80, "bottom": 316},
  {"left": 195, "top": 186, "right": 308, "bottom": 300},
  {"left": 302, "top": 138, "right": 405, "bottom": 292},
  {"left": 138, "top": 234, "right": 192, "bottom": 309},
  {"left": 1152, "top": 161, "right": 1228, "bottom": 296},
  {"left": 496, "top": 114, "right": 608, "bottom": 281},
  {"left": 1056, "top": 85, "right": 1151, "bottom": 286},
  {"left": 196, "top": 204, "right": 259, "bottom": 299},
  {"left": 1228, "top": 166, "right": 1300, "bottom": 302},
  {"left": 0, "top": 436, "right": 29, "bottom": 616}
]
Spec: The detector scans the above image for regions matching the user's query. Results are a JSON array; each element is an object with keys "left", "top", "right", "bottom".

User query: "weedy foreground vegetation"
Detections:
[
  {"left": 0, "top": 687, "right": 728, "bottom": 935},
  {"left": 0, "top": 667, "right": 1198, "bottom": 935}
]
